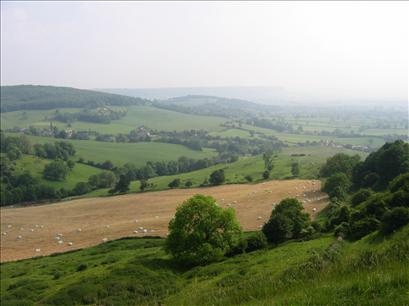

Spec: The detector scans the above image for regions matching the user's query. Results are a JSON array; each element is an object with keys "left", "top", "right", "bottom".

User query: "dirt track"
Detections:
[{"left": 0, "top": 179, "right": 327, "bottom": 262}]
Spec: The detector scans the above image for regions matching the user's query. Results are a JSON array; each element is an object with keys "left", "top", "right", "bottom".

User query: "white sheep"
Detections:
[
  {"left": 138, "top": 226, "right": 143, "bottom": 230},
  {"left": 35, "top": 248, "right": 41, "bottom": 252},
  {"left": 2, "top": 232, "right": 7, "bottom": 236},
  {"left": 312, "top": 207, "right": 317, "bottom": 212},
  {"left": 30, "top": 229, "right": 34, "bottom": 232},
  {"left": 58, "top": 240, "right": 63, "bottom": 244},
  {"left": 68, "top": 242, "right": 73, "bottom": 246},
  {"left": 143, "top": 229, "right": 148, "bottom": 233},
  {"left": 7, "top": 225, "right": 12, "bottom": 228},
  {"left": 77, "top": 228, "right": 82, "bottom": 232},
  {"left": 133, "top": 230, "right": 138, "bottom": 234},
  {"left": 102, "top": 238, "right": 108, "bottom": 242},
  {"left": 17, "top": 235, "right": 22, "bottom": 239},
  {"left": 257, "top": 216, "right": 262, "bottom": 220}
]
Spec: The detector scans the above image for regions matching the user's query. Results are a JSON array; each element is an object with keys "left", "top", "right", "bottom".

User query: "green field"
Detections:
[
  {"left": 88, "top": 146, "right": 368, "bottom": 196},
  {"left": 0, "top": 106, "right": 226, "bottom": 133},
  {"left": 13, "top": 134, "right": 216, "bottom": 167},
  {"left": 1, "top": 226, "right": 407, "bottom": 305},
  {"left": 13, "top": 155, "right": 103, "bottom": 190}
]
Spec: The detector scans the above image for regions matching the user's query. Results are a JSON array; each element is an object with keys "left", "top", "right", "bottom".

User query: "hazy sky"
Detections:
[{"left": 1, "top": 1, "right": 408, "bottom": 102}]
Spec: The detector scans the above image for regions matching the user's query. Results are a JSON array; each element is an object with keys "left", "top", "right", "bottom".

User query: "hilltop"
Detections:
[{"left": 0, "top": 85, "right": 147, "bottom": 112}]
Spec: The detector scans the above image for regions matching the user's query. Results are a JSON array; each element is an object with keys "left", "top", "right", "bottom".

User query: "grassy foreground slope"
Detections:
[
  {"left": 17, "top": 134, "right": 216, "bottom": 166},
  {"left": 1, "top": 226, "right": 407, "bottom": 305}
]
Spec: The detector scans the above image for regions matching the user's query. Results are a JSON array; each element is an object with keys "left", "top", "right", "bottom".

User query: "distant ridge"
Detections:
[{"left": 0, "top": 85, "right": 148, "bottom": 112}]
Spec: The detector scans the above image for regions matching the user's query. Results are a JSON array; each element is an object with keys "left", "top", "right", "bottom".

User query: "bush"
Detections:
[
  {"left": 43, "top": 160, "right": 69, "bottom": 181},
  {"left": 262, "top": 170, "right": 270, "bottom": 180},
  {"left": 322, "top": 173, "right": 351, "bottom": 200},
  {"left": 184, "top": 180, "right": 193, "bottom": 187},
  {"left": 209, "top": 169, "right": 225, "bottom": 186},
  {"left": 389, "top": 173, "right": 409, "bottom": 192},
  {"left": 168, "top": 178, "right": 181, "bottom": 188},
  {"left": 381, "top": 207, "right": 409, "bottom": 234},
  {"left": 262, "top": 214, "right": 293, "bottom": 244},
  {"left": 72, "top": 182, "right": 91, "bottom": 195},
  {"left": 389, "top": 190, "right": 409, "bottom": 208},
  {"left": 244, "top": 175, "right": 253, "bottom": 182},
  {"left": 165, "top": 194, "right": 241, "bottom": 266},
  {"left": 350, "top": 189, "right": 373, "bottom": 207},
  {"left": 245, "top": 231, "right": 268, "bottom": 252},
  {"left": 334, "top": 221, "right": 350, "bottom": 238},
  {"left": 348, "top": 217, "right": 380, "bottom": 240}
]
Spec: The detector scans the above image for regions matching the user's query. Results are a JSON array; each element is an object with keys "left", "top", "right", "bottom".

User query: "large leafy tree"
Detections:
[
  {"left": 262, "top": 198, "right": 310, "bottom": 244},
  {"left": 43, "top": 160, "right": 69, "bottom": 181},
  {"left": 209, "top": 169, "right": 225, "bottom": 186},
  {"left": 165, "top": 194, "right": 241, "bottom": 266}
]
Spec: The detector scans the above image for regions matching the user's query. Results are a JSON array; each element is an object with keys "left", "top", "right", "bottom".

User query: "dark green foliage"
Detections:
[
  {"left": 320, "top": 153, "right": 360, "bottom": 177},
  {"left": 322, "top": 173, "right": 351, "bottom": 200},
  {"left": 381, "top": 207, "right": 409, "bottom": 234},
  {"left": 262, "top": 214, "right": 293, "bottom": 244},
  {"left": 353, "top": 140, "right": 409, "bottom": 189},
  {"left": 184, "top": 180, "right": 193, "bottom": 187},
  {"left": 168, "top": 178, "right": 181, "bottom": 188},
  {"left": 389, "top": 173, "right": 409, "bottom": 193},
  {"left": 33, "top": 141, "right": 75, "bottom": 161},
  {"left": 262, "top": 170, "right": 270, "bottom": 179},
  {"left": 348, "top": 217, "right": 381, "bottom": 240},
  {"left": 291, "top": 162, "right": 300, "bottom": 177},
  {"left": 364, "top": 194, "right": 388, "bottom": 219},
  {"left": 389, "top": 190, "right": 409, "bottom": 208},
  {"left": 88, "top": 171, "right": 116, "bottom": 189},
  {"left": 245, "top": 175, "right": 253, "bottom": 182},
  {"left": 262, "top": 198, "right": 310, "bottom": 244},
  {"left": 334, "top": 222, "right": 350, "bottom": 238},
  {"left": 245, "top": 231, "right": 268, "bottom": 252},
  {"left": 76, "top": 264, "right": 88, "bottom": 272},
  {"left": 110, "top": 175, "right": 131, "bottom": 194},
  {"left": 351, "top": 188, "right": 373, "bottom": 207},
  {"left": 43, "top": 160, "right": 70, "bottom": 181},
  {"left": 1, "top": 85, "right": 146, "bottom": 112},
  {"left": 72, "top": 182, "right": 92, "bottom": 195},
  {"left": 209, "top": 169, "right": 225, "bottom": 186},
  {"left": 139, "top": 179, "right": 148, "bottom": 191},
  {"left": 165, "top": 195, "right": 241, "bottom": 266}
]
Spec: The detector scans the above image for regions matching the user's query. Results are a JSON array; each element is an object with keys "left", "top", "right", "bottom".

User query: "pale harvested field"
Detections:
[{"left": 0, "top": 179, "right": 327, "bottom": 262}]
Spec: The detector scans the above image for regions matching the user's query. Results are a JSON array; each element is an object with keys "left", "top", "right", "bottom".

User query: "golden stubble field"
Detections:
[{"left": 0, "top": 179, "right": 327, "bottom": 262}]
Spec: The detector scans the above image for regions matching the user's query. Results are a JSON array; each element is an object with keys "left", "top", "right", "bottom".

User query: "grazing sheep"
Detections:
[
  {"left": 55, "top": 236, "right": 61, "bottom": 240},
  {"left": 30, "top": 229, "right": 34, "bottom": 232},
  {"left": 135, "top": 220, "right": 138, "bottom": 223},
  {"left": 143, "top": 229, "right": 148, "bottom": 233},
  {"left": 17, "top": 235, "right": 22, "bottom": 239},
  {"left": 257, "top": 216, "right": 262, "bottom": 220},
  {"left": 40, "top": 225, "right": 44, "bottom": 229},
  {"left": 102, "top": 238, "right": 108, "bottom": 242},
  {"left": 7, "top": 225, "right": 12, "bottom": 228},
  {"left": 133, "top": 230, "right": 138, "bottom": 234},
  {"left": 58, "top": 240, "right": 63, "bottom": 244},
  {"left": 138, "top": 227, "right": 143, "bottom": 230},
  {"left": 312, "top": 207, "right": 317, "bottom": 212},
  {"left": 68, "top": 242, "right": 73, "bottom": 246},
  {"left": 35, "top": 248, "right": 41, "bottom": 252},
  {"left": 2, "top": 232, "right": 7, "bottom": 236},
  {"left": 77, "top": 228, "right": 82, "bottom": 232}
]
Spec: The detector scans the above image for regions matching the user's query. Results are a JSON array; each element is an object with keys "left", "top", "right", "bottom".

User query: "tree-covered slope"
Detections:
[{"left": 0, "top": 85, "right": 148, "bottom": 112}]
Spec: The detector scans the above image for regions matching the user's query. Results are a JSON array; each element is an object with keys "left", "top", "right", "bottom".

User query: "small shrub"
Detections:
[
  {"left": 244, "top": 175, "right": 253, "bottom": 182},
  {"left": 76, "top": 263, "right": 88, "bottom": 272},
  {"left": 245, "top": 231, "right": 268, "bottom": 252}
]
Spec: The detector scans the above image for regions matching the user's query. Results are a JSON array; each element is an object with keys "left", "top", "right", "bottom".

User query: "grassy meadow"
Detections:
[
  {"left": 1, "top": 225, "right": 407, "bottom": 305},
  {"left": 13, "top": 155, "right": 103, "bottom": 190},
  {"left": 17, "top": 134, "right": 216, "bottom": 167},
  {"left": 0, "top": 106, "right": 226, "bottom": 133},
  {"left": 87, "top": 146, "right": 368, "bottom": 197}
]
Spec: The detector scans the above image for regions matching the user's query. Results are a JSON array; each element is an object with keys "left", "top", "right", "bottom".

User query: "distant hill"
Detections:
[
  {"left": 0, "top": 85, "right": 148, "bottom": 112},
  {"left": 153, "top": 95, "right": 280, "bottom": 118}
]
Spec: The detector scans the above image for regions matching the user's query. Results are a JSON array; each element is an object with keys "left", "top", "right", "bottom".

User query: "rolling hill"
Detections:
[{"left": 0, "top": 85, "right": 147, "bottom": 112}]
